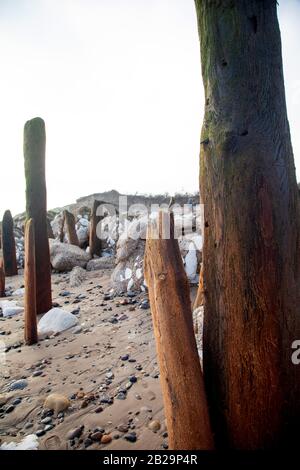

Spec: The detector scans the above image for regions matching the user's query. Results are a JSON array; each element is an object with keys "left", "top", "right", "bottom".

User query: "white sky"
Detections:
[{"left": 0, "top": 0, "right": 299, "bottom": 218}]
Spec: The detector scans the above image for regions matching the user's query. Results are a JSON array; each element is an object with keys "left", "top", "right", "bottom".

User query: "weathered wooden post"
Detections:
[
  {"left": 0, "top": 258, "right": 5, "bottom": 297},
  {"left": 24, "top": 218, "right": 38, "bottom": 345},
  {"left": 89, "top": 199, "right": 103, "bottom": 257},
  {"left": 144, "top": 210, "right": 213, "bottom": 450},
  {"left": 1, "top": 210, "right": 18, "bottom": 276},
  {"left": 24, "top": 117, "right": 52, "bottom": 314},
  {"left": 63, "top": 210, "right": 79, "bottom": 246}
]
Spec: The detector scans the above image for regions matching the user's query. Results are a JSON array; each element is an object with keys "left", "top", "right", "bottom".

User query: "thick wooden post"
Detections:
[
  {"left": 89, "top": 199, "right": 103, "bottom": 257},
  {"left": 1, "top": 210, "right": 18, "bottom": 276},
  {"left": 0, "top": 258, "right": 5, "bottom": 297},
  {"left": 63, "top": 210, "right": 79, "bottom": 246},
  {"left": 24, "top": 219, "right": 38, "bottom": 345},
  {"left": 24, "top": 117, "right": 52, "bottom": 314},
  {"left": 144, "top": 211, "right": 213, "bottom": 450}
]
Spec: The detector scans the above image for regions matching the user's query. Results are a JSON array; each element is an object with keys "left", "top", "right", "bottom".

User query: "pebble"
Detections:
[
  {"left": 44, "top": 393, "right": 70, "bottom": 414},
  {"left": 33, "top": 370, "right": 43, "bottom": 377},
  {"left": 101, "top": 434, "right": 112, "bottom": 444},
  {"left": 9, "top": 379, "right": 28, "bottom": 391},
  {"left": 36, "top": 429, "right": 46, "bottom": 437},
  {"left": 148, "top": 420, "right": 161, "bottom": 432},
  {"left": 116, "top": 393, "right": 126, "bottom": 400},
  {"left": 121, "top": 354, "right": 129, "bottom": 361},
  {"left": 129, "top": 375, "right": 137, "bottom": 383},
  {"left": 90, "top": 431, "right": 103, "bottom": 441},
  {"left": 5, "top": 405, "right": 15, "bottom": 414},
  {"left": 84, "top": 438, "right": 93, "bottom": 448},
  {"left": 117, "top": 424, "right": 129, "bottom": 433},
  {"left": 41, "top": 417, "right": 52, "bottom": 425},
  {"left": 12, "top": 398, "right": 22, "bottom": 406},
  {"left": 67, "top": 425, "right": 84, "bottom": 440},
  {"left": 124, "top": 433, "right": 137, "bottom": 443}
]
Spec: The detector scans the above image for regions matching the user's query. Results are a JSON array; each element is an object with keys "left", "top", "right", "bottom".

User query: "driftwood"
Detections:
[
  {"left": 144, "top": 210, "right": 213, "bottom": 450},
  {"left": 24, "top": 218, "right": 38, "bottom": 345}
]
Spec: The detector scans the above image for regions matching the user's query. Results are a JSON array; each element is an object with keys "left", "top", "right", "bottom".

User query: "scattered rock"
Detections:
[
  {"left": 9, "top": 379, "right": 28, "bottom": 391},
  {"left": 49, "top": 239, "right": 91, "bottom": 272},
  {"left": 67, "top": 425, "right": 84, "bottom": 440},
  {"left": 38, "top": 308, "right": 78, "bottom": 335},
  {"left": 69, "top": 266, "right": 86, "bottom": 287},
  {"left": 44, "top": 393, "right": 70, "bottom": 415},
  {"left": 148, "top": 420, "right": 161, "bottom": 432},
  {"left": 101, "top": 434, "right": 112, "bottom": 444}
]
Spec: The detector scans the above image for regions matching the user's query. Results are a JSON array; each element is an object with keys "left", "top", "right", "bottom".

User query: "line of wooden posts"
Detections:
[{"left": 0, "top": 117, "right": 213, "bottom": 449}]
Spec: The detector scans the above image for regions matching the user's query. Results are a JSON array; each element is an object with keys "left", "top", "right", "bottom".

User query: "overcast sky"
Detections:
[{"left": 0, "top": 0, "right": 300, "bottom": 218}]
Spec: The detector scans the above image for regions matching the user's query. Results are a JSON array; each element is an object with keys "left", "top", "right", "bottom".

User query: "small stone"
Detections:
[
  {"left": 120, "top": 354, "right": 129, "bottom": 361},
  {"left": 101, "top": 434, "right": 112, "bottom": 444},
  {"left": 24, "top": 422, "right": 33, "bottom": 429},
  {"left": 41, "top": 416, "right": 52, "bottom": 425},
  {"left": 148, "top": 420, "right": 161, "bottom": 432},
  {"left": 9, "top": 379, "right": 28, "bottom": 391},
  {"left": 106, "top": 372, "right": 114, "bottom": 380},
  {"left": 44, "top": 424, "right": 54, "bottom": 432},
  {"left": 94, "top": 406, "right": 103, "bottom": 413},
  {"left": 117, "top": 424, "right": 129, "bottom": 433},
  {"left": 33, "top": 370, "right": 43, "bottom": 377},
  {"left": 116, "top": 392, "right": 126, "bottom": 400},
  {"left": 84, "top": 438, "right": 93, "bottom": 448},
  {"left": 36, "top": 429, "right": 46, "bottom": 437},
  {"left": 67, "top": 425, "right": 84, "bottom": 440},
  {"left": 124, "top": 433, "right": 137, "bottom": 443},
  {"left": 44, "top": 393, "right": 70, "bottom": 415},
  {"left": 90, "top": 431, "right": 103, "bottom": 441},
  {"left": 5, "top": 405, "right": 15, "bottom": 414},
  {"left": 129, "top": 375, "right": 137, "bottom": 383},
  {"left": 12, "top": 398, "right": 22, "bottom": 406}
]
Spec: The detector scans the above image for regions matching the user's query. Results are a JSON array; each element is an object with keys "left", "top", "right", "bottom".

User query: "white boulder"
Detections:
[{"left": 38, "top": 308, "right": 78, "bottom": 336}]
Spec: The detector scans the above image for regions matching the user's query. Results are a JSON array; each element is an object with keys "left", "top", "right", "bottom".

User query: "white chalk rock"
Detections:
[
  {"left": 38, "top": 308, "right": 78, "bottom": 335},
  {"left": 0, "top": 434, "right": 39, "bottom": 450}
]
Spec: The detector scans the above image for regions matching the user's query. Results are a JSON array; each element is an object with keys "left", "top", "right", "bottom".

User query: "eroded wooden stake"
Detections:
[
  {"left": 24, "top": 218, "right": 38, "bottom": 345},
  {"left": 0, "top": 258, "right": 5, "bottom": 297},
  {"left": 144, "top": 211, "right": 214, "bottom": 450}
]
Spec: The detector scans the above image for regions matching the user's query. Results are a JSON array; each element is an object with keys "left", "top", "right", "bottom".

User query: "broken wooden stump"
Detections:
[
  {"left": 144, "top": 210, "right": 214, "bottom": 450},
  {"left": 0, "top": 258, "right": 5, "bottom": 297},
  {"left": 63, "top": 210, "right": 79, "bottom": 246},
  {"left": 1, "top": 210, "right": 18, "bottom": 276},
  {"left": 24, "top": 218, "right": 38, "bottom": 345}
]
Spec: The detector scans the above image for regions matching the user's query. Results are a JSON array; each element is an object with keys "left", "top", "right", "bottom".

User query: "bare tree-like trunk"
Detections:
[
  {"left": 0, "top": 258, "right": 5, "bottom": 297},
  {"left": 194, "top": 0, "right": 300, "bottom": 449},
  {"left": 144, "top": 211, "right": 214, "bottom": 450},
  {"left": 24, "top": 219, "right": 38, "bottom": 345},
  {"left": 63, "top": 210, "right": 79, "bottom": 246},
  {"left": 24, "top": 117, "right": 52, "bottom": 315},
  {"left": 1, "top": 210, "right": 17, "bottom": 276}
]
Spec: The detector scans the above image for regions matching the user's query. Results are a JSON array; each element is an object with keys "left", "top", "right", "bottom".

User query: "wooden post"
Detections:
[
  {"left": 144, "top": 210, "right": 214, "bottom": 450},
  {"left": 1, "top": 210, "right": 18, "bottom": 276},
  {"left": 89, "top": 199, "right": 103, "bottom": 257},
  {"left": 24, "top": 218, "right": 38, "bottom": 345},
  {"left": 63, "top": 210, "right": 79, "bottom": 246},
  {"left": 0, "top": 258, "right": 5, "bottom": 297},
  {"left": 24, "top": 117, "right": 52, "bottom": 314},
  {"left": 193, "top": 264, "right": 204, "bottom": 310}
]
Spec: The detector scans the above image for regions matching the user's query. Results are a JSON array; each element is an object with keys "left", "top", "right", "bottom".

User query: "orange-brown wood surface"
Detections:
[
  {"left": 24, "top": 218, "right": 38, "bottom": 345},
  {"left": 144, "top": 211, "right": 214, "bottom": 450}
]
